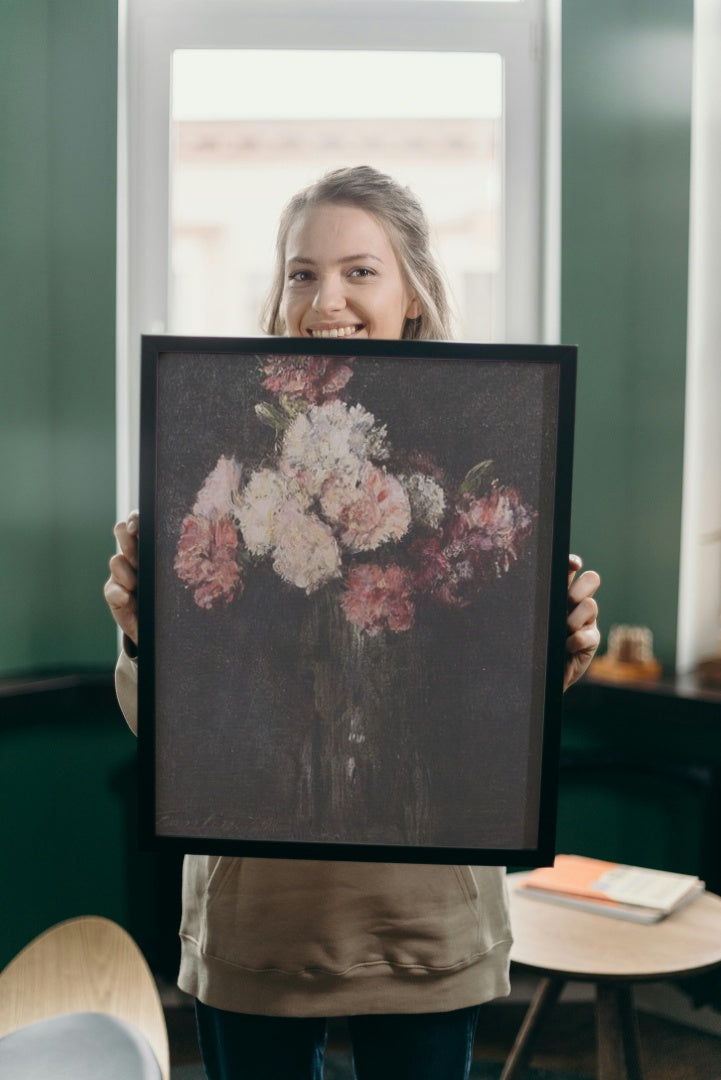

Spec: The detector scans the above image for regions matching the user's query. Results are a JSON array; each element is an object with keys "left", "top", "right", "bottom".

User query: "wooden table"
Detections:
[{"left": 503, "top": 873, "right": 721, "bottom": 1080}]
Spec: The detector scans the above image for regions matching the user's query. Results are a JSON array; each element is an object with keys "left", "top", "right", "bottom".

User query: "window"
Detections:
[
  {"left": 118, "top": 0, "right": 556, "bottom": 509},
  {"left": 169, "top": 49, "right": 503, "bottom": 340}
]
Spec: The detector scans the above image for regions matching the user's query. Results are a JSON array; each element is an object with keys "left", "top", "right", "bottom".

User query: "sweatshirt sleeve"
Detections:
[{"left": 115, "top": 644, "right": 139, "bottom": 736}]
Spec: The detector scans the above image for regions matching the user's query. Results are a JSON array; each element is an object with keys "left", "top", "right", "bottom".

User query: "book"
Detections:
[{"left": 516, "top": 854, "right": 705, "bottom": 924}]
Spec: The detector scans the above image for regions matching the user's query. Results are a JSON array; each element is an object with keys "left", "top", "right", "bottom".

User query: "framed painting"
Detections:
[{"left": 138, "top": 336, "right": 576, "bottom": 865}]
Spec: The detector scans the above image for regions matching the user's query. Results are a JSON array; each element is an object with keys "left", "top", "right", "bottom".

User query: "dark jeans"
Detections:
[{"left": 195, "top": 1000, "right": 481, "bottom": 1080}]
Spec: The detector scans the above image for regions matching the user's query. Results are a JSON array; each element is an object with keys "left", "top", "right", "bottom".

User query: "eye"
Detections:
[
  {"left": 349, "top": 267, "right": 375, "bottom": 279},
  {"left": 288, "top": 269, "right": 314, "bottom": 283}
]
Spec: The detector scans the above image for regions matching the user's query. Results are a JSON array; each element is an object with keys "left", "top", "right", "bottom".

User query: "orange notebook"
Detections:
[{"left": 517, "top": 854, "right": 703, "bottom": 923}]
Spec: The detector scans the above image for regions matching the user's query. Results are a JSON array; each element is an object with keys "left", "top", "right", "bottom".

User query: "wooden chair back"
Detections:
[{"left": 0, "top": 916, "right": 169, "bottom": 1080}]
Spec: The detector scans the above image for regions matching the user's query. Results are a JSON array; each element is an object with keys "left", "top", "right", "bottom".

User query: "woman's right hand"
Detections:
[{"left": 104, "top": 510, "right": 139, "bottom": 646}]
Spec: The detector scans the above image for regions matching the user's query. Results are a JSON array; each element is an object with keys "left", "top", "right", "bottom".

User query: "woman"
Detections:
[{"left": 105, "top": 166, "right": 600, "bottom": 1080}]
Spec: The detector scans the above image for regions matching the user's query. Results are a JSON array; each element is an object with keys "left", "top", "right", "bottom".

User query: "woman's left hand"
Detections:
[{"left": 564, "top": 555, "right": 601, "bottom": 691}]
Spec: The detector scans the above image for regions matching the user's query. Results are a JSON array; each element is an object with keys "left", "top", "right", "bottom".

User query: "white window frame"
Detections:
[
  {"left": 676, "top": 0, "right": 721, "bottom": 674},
  {"left": 117, "top": 0, "right": 558, "bottom": 512}
]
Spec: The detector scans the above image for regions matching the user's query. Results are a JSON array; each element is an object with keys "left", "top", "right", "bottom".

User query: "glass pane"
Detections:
[
  {"left": 170, "top": 50, "right": 503, "bottom": 341},
  {"left": 337, "top": 1, "right": 521, "bottom": 3}
]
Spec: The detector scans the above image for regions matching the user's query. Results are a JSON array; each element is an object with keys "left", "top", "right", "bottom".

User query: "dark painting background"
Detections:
[{"left": 147, "top": 347, "right": 561, "bottom": 854}]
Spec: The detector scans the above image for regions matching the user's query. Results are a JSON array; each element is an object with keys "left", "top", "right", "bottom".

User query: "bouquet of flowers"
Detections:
[{"left": 174, "top": 354, "right": 536, "bottom": 635}]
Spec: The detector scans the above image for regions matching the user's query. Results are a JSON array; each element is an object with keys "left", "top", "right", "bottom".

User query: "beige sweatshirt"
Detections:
[{"left": 116, "top": 650, "right": 512, "bottom": 1016}]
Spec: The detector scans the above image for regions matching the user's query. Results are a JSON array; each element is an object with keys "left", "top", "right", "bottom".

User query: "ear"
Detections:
[{"left": 406, "top": 296, "right": 422, "bottom": 320}]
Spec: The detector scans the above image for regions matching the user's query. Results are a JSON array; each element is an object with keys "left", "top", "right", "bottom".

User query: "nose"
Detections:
[{"left": 312, "top": 273, "right": 345, "bottom": 315}]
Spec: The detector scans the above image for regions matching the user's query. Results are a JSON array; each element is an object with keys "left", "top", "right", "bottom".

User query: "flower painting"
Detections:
[
  {"left": 171, "top": 355, "right": 536, "bottom": 635},
  {"left": 142, "top": 338, "right": 576, "bottom": 864}
]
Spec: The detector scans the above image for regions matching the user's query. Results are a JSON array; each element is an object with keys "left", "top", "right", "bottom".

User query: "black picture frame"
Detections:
[{"left": 138, "top": 335, "right": 576, "bottom": 865}]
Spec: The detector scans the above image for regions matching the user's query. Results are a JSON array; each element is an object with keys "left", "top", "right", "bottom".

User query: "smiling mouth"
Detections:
[{"left": 307, "top": 324, "right": 364, "bottom": 339}]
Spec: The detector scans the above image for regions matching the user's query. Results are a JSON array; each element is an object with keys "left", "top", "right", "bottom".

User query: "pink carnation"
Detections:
[
  {"left": 408, "top": 534, "right": 477, "bottom": 608},
  {"left": 192, "top": 455, "right": 242, "bottom": 519},
  {"left": 410, "top": 484, "right": 535, "bottom": 607},
  {"left": 174, "top": 513, "right": 243, "bottom": 609},
  {"left": 320, "top": 464, "right": 411, "bottom": 552},
  {"left": 262, "top": 355, "right": 354, "bottom": 404},
  {"left": 408, "top": 535, "right": 453, "bottom": 594},
  {"left": 453, "top": 485, "right": 535, "bottom": 572},
  {"left": 341, "top": 563, "right": 416, "bottom": 635}
]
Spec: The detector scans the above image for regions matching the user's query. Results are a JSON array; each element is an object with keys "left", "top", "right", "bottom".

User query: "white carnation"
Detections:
[
  {"left": 280, "top": 400, "right": 388, "bottom": 498},
  {"left": 399, "top": 472, "right": 447, "bottom": 530},
  {"left": 271, "top": 503, "right": 342, "bottom": 593},
  {"left": 235, "top": 468, "right": 309, "bottom": 555}
]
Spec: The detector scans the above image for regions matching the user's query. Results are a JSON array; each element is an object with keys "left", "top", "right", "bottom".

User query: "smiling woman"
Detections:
[
  {"left": 282, "top": 205, "right": 420, "bottom": 340},
  {"left": 106, "top": 152, "right": 599, "bottom": 1080},
  {"left": 263, "top": 167, "right": 452, "bottom": 342}
]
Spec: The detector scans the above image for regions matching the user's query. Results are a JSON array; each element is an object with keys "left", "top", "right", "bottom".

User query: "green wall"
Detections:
[
  {"left": 562, "top": 0, "right": 693, "bottom": 669},
  {"left": 0, "top": 0, "right": 118, "bottom": 675},
  {"left": 0, "top": 0, "right": 129, "bottom": 969}
]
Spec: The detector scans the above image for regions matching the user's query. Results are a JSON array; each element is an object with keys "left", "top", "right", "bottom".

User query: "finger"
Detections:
[
  {"left": 566, "top": 594, "right": 599, "bottom": 634},
  {"left": 568, "top": 553, "right": 583, "bottom": 587},
  {"left": 103, "top": 580, "right": 139, "bottom": 642},
  {"left": 566, "top": 624, "right": 601, "bottom": 657},
  {"left": 564, "top": 651, "right": 595, "bottom": 691},
  {"left": 109, "top": 553, "right": 137, "bottom": 591},
  {"left": 103, "top": 577, "right": 133, "bottom": 612},
  {"left": 113, "top": 519, "right": 139, "bottom": 568},
  {"left": 568, "top": 569, "right": 601, "bottom": 607}
]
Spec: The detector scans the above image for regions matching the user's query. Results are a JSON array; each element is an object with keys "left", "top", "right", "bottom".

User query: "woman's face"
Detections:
[{"left": 280, "top": 203, "right": 421, "bottom": 341}]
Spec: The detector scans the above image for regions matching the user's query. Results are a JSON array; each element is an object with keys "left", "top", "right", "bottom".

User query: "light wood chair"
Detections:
[
  {"left": 502, "top": 873, "right": 721, "bottom": 1080},
  {"left": 0, "top": 915, "right": 169, "bottom": 1079}
]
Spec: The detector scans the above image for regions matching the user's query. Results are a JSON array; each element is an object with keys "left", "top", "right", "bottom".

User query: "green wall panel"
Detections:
[
  {"left": 558, "top": 685, "right": 721, "bottom": 886},
  {"left": 562, "top": 1, "right": 693, "bottom": 669},
  {"left": 0, "top": 683, "right": 184, "bottom": 976},
  {"left": 0, "top": 0, "right": 118, "bottom": 674},
  {"left": 0, "top": 699, "right": 134, "bottom": 966},
  {"left": 0, "top": 2, "right": 55, "bottom": 669}
]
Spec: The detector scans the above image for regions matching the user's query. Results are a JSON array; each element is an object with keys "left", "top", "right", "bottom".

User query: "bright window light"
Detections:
[
  {"left": 170, "top": 50, "right": 503, "bottom": 341},
  {"left": 172, "top": 50, "right": 502, "bottom": 121}
]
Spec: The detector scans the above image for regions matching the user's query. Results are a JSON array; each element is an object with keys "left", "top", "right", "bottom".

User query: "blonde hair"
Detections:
[{"left": 262, "top": 165, "right": 454, "bottom": 341}]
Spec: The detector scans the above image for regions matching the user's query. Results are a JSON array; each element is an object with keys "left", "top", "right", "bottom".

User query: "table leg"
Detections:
[
  {"left": 499, "top": 976, "right": 565, "bottom": 1080},
  {"left": 596, "top": 982, "right": 643, "bottom": 1080}
]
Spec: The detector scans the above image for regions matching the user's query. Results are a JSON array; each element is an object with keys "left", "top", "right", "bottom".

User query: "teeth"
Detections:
[{"left": 310, "top": 326, "right": 359, "bottom": 338}]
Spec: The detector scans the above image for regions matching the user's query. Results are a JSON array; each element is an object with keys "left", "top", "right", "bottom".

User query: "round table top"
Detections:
[{"left": 508, "top": 871, "right": 721, "bottom": 981}]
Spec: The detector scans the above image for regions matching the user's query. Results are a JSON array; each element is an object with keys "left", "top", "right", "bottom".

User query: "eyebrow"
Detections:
[{"left": 286, "top": 253, "right": 385, "bottom": 266}]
